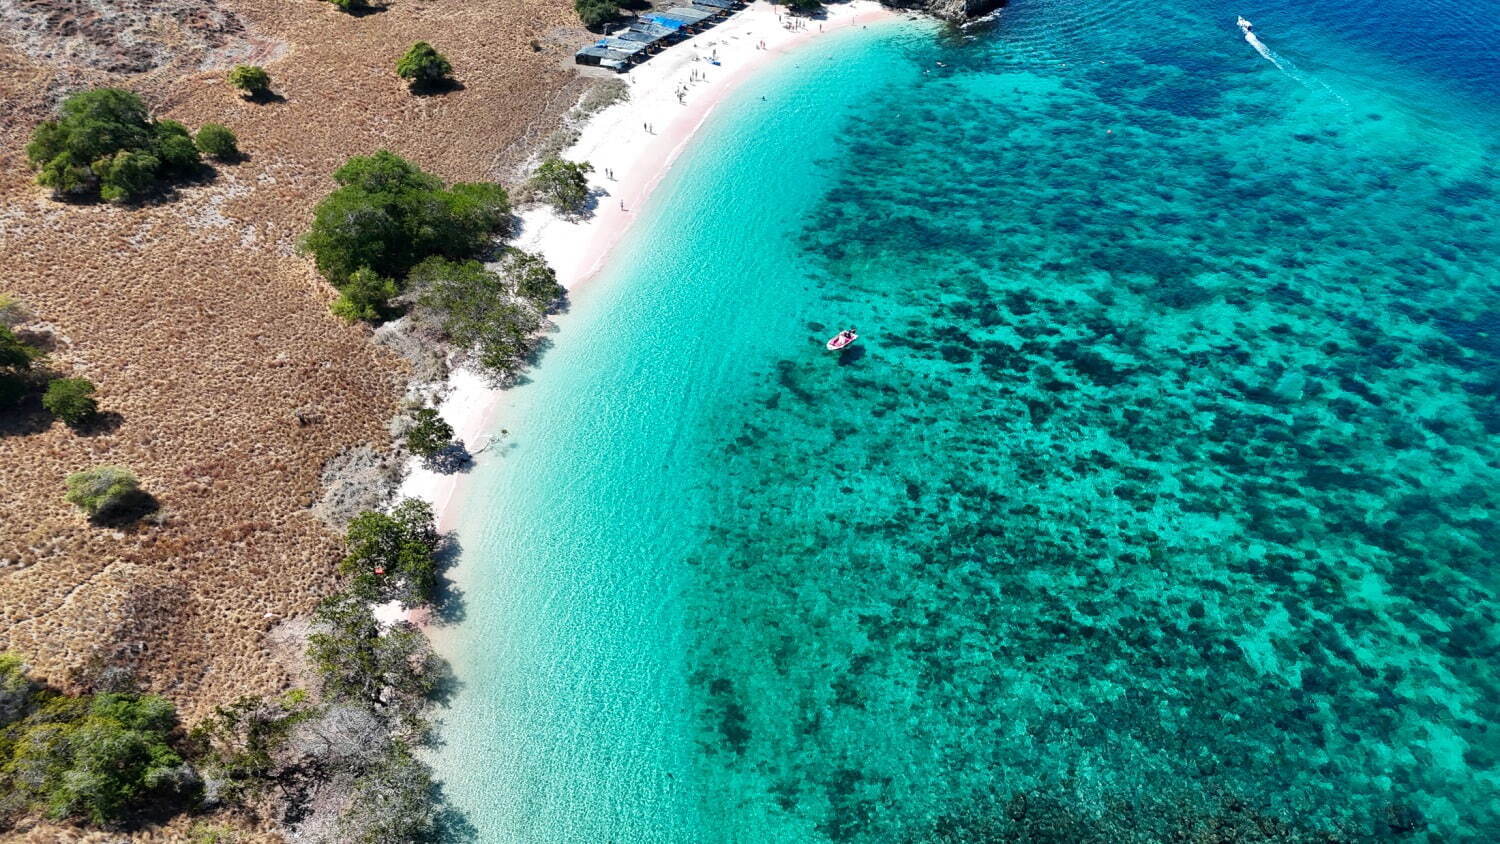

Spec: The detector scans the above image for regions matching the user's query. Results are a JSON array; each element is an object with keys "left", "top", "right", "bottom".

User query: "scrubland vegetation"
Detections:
[
  {"left": 575, "top": 0, "right": 620, "bottom": 30},
  {"left": 23, "top": 88, "right": 240, "bottom": 202},
  {"left": 304, "top": 150, "right": 564, "bottom": 380},
  {"left": 0, "top": 655, "right": 194, "bottom": 829},
  {"left": 397, "top": 42, "right": 455, "bottom": 90},
  {"left": 0, "top": 494, "right": 456, "bottom": 838},
  {"left": 226, "top": 65, "right": 271, "bottom": 99},
  {"left": 191, "top": 498, "right": 456, "bottom": 841}
]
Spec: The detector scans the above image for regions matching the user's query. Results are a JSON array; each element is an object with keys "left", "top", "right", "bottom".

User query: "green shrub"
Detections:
[
  {"left": 25, "top": 89, "right": 206, "bottom": 201},
  {"left": 575, "top": 0, "right": 619, "bottom": 29},
  {"left": 42, "top": 378, "right": 97, "bottom": 425},
  {"left": 301, "top": 150, "right": 509, "bottom": 287},
  {"left": 307, "top": 590, "right": 440, "bottom": 715},
  {"left": 0, "top": 657, "right": 194, "bottom": 828},
  {"left": 96, "top": 149, "right": 160, "bottom": 202},
  {"left": 410, "top": 257, "right": 540, "bottom": 378},
  {"left": 195, "top": 124, "right": 239, "bottom": 161},
  {"left": 330, "top": 267, "right": 398, "bottom": 323},
  {"left": 395, "top": 42, "right": 453, "bottom": 89},
  {"left": 404, "top": 408, "right": 454, "bottom": 460},
  {"left": 527, "top": 157, "right": 594, "bottom": 216},
  {"left": 151, "top": 119, "right": 201, "bottom": 173},
  {"left": 0, "top": 325, "right": 37, "bottom": 371},
  {"left": 324, "top": 0, "right": 370, "bottom": 12},
  {"left": 64, "top": 466, "right": 142, "bottom": 519},
  {"left": 340, "top": 499, "right": 440, "bottom": 607},
  {"left": 505, "top": 248, "right": 565, "bottom": 311},
  {"left": 225, "top": 65, "right": 270, "bottom": 98}
]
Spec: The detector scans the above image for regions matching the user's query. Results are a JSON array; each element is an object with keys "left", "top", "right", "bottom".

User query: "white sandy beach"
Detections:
[{"left": 396, "top": 0, "right": 899, "bottom": 537}]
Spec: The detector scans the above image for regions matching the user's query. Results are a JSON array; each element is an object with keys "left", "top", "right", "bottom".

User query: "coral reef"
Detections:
[{"left": 679, "top": 19, "right": 1498, "bottom": 842}]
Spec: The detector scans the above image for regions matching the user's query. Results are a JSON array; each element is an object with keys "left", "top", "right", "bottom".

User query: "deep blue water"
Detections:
[{"left": 433, "top": 2, "right": 1500, "bottom": 840}]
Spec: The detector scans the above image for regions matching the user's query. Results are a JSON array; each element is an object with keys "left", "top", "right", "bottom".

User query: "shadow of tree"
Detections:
[
  {"left": 74, "top": 410, "right": 124, "bottom": 437},
  {"left": 410, "top": 78, "right": 467, "bottom": 98},
  {"left": 427, "top": 533, "right": 467, "bottom": 627},
  {"left": 90, "top": 489, "right": 160, "bottom": 527},
  {"left": 424, "top": 441, "right": 473, "bottom": 475},
  {"left": 0, "top": 395, "right": 52, "bottom": 437},
  {"left": 343, "top": 1, "right": 390, "bottom": 16},
  {"left": 245, "top": 89, "right": 288, "bottom": 105},
  {"left": 432, "top": 779, "right": 479, "bottom": 843}
]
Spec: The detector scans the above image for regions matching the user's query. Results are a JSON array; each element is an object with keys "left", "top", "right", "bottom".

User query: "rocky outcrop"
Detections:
[{"left": 880, "top": 0, "right": 1005, "bottom": 24}]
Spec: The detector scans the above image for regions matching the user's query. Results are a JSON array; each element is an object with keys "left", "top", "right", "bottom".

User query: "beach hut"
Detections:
[
  {"left": 657, "top": 6, "right": 716, "bottom": 26},
  {"left": 627, "top": 20, "right": 680, "bottom": 42},
  {"left": 575, "top": 45, "right": 632, "bottom": 69},
  {"left": 598, "top": 37, "right": 649, "bottom": 57},
  {"left": 615, "top": 28, "right": 663, "bottom": 44},
  {"left": 643, "top": 13, "right": 688, "bottom": 31}
]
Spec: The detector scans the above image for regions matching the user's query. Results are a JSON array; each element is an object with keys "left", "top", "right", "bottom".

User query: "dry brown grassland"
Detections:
[{"left": 0, "top": 0, "right": 590, "bottom": 754}]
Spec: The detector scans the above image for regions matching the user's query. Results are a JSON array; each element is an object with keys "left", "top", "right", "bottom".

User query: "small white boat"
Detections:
[
  {"left": 826, "top": 329, "right": 858, "bottom": 351},
  {"left": 1237, "top": 15, "right": 1253, "bottom": 31}
]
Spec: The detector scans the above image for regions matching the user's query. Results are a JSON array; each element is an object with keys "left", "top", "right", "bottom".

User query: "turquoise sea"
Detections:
[{"left": 432, "top": 0, "right": 1500, "bottom": 839}]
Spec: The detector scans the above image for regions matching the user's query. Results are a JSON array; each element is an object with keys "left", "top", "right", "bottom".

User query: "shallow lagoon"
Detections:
[{"left": 434, "top": 1, "right": 1500, "bottom": 839}]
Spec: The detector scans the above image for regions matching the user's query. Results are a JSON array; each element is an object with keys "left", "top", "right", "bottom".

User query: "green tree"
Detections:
[
  {"left": 324, "top": 0, "right": 371, "bottom": 12},
  {"left": 186, "top": 692, "right": 314, "bottom": 804},
  {"left": 505, "top": 249, "right": 565, "bottom": 311},
  {"left": 333, "top": 742, "right": 441, "bottom": 843},
  {"left": 0, "top": 321, "right": 40, "bottom": 409},
  {"left": 527, "top": 157, "right": 594, "bottom": 216},
  {"left": 340, "top": 499, "right": 440, "bottom": 607},
  {"left": 194, "top": 124, "right": 239, "bottom": 161},
  {"left": 0, "top": 325, "right": 38, "bottom": 371},
  {"left": 42, "top": 378, "right": 97, "bottom": 426},
  {"left": 150, "top": 119, "right": 201, "bottom": 174},
  {"left": 330, "top": 267, "right": 397, "bottom": 322},
  {"left": 64, "top": 466, "right": 143, "bottom": 520},
  {"left": 404, "top": 408, "right": 454, "bottom": 460},
  {"left": 306, "top": 591, "right": 439, "bottom": 715},
  {"left": 395, "top": 42, "right": 453, "bottom": 89},
  {"left": 24, "top": 89, "right": 206, "bottom": 201},
  {"left": 575, "top": 0, "right": 620, "bottom": 29},
  {"left": 25, "top": 89, "right": 153, "bottom": 196},
  {"left": 410, "top": 257, "right": 539, "bottom": 378},
  {"left": 225, "top": 65, "right": 271, "bottom": 98},
  {"left": 301, "top": 150, "right": 508, "bottom": 287},
  {"left": 96, "top": 149, "right": 160, "bottom": 202},
  {"left": 0, "top": 674, "right": 194, "bottom": 827}
]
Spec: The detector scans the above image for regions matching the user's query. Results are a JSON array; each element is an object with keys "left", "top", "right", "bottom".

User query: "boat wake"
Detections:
[
  {"left": 1238, "top": 16, "right": 1287, "bottom": 72},
  {"left": 1237, "top": 15, "right": 1347, "bottom": 104}
]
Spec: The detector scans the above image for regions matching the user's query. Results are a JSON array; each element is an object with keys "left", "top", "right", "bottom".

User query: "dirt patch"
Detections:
[
  {"left": 0, "top": 0, "right": 590, "bottom": 743},
  {"left": 0, "top": 0, "right": 265, "bottom": 74}
]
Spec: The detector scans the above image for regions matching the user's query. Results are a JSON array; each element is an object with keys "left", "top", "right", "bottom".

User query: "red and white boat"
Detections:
[{"left": 826, "top": 329, "right": 858, "bottom": 351}]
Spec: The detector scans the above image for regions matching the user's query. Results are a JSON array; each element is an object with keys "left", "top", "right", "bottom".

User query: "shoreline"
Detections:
[{"left": 397, "top": 0, "right": 901, "bottom": 540}]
